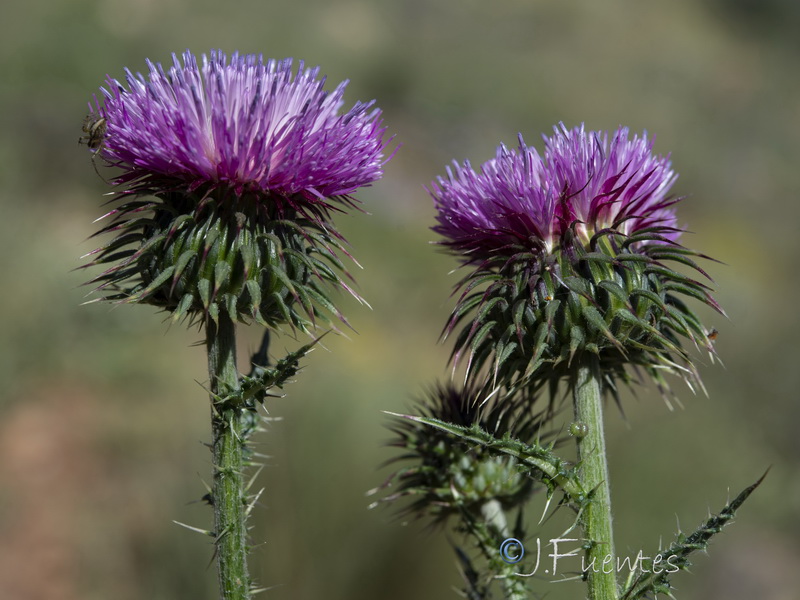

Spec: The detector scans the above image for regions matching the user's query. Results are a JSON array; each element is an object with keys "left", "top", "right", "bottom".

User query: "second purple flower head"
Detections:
[
  {"left": 430, "top": 124, "right": 721, "bottom": 401},
  {"left": 431, "top": 124, "right": 679, "bottom": 259}
]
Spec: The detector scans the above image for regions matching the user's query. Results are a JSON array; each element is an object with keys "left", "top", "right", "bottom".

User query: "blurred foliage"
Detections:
[{"left": 1, "top": 0, "right": 799, "bottom": 599}]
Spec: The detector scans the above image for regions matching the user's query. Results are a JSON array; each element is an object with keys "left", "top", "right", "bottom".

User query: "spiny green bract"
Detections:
[
  {"left": 448, "top": 226, "right": 722, "bottom": 402},
  {"left": 84, "top": 192, "right": 353, "bottom": 330}
]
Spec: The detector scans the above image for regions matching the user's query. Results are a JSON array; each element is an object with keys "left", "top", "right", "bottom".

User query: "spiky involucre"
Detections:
[
  {"left": 376, "top": 382, "right": 545, "bottom": 524},
  {"left": 430, "top": 124, "right": 722, "bottom": 400},
  {"left": 82, "top": 50, "right": 392, "bottom": 328}
]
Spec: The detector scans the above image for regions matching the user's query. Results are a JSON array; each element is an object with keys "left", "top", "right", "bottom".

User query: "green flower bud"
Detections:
[{"left": 373, "top": 383, "right": 543, "bottom": 523}]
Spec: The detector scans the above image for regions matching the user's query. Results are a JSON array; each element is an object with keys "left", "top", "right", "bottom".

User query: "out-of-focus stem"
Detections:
[{"left": 478, "top": 500, "right": 528, "bottom": 600}]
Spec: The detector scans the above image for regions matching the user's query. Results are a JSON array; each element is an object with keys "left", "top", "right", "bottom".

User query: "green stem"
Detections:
[
  {"left": 480, "top": 500, "right": 528, "bottom": 600},
  {"left": 573, "top": 359, "right": 618, "bottom": 600},
  {"left": 207, "top": 314, "right": 250, "bottom": 600}
]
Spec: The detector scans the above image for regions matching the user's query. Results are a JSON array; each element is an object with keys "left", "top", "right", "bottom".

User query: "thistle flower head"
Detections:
[
  {"left": 82, "top": 50, "right": 392, "bottom": 328},
  {"left": 93, "top": 50, "right": 388, "bottom": 218},
  {"left": 374, "top": 383, "right": 542, "bottom": 524},
  {"left": 430, "top": 124, "right": 721, "bottom": 401},
  {"left": 431, "top": 124, "right": 678, "bottom": 260}
]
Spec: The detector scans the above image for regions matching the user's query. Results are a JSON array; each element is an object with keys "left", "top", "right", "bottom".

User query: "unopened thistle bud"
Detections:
[
  {"left": 430, "top": 124, "right": 722, "bottom": 399},
  {"left": 376, "top": 383, "right": 542, "bottom": 523},
  {"left": 82, "top": 50, "right": 391, "bottom": 329}
]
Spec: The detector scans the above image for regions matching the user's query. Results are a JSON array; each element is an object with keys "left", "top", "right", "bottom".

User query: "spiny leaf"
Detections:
[
  {"left": 92, "top": 248, "right": 138, "bottom": 266},
  {"left": 132, "top": 232, "right": 166, "bottom": 258},
  {"left": 300, "top": 284, "right": 340, "bottom": 320},
  {"left": 623, "top": 230, "right": 678, "bottom": 246},
  {"left": 645, "top": 264, "right": 706, "bottom": 287},
  {"left": 582, "top": 251, "right": 616, "bottom": 265},
  {"left": 384, "top": 413, "right": 586, "bottom": 503},
  {"left": 222, "top": 293, "right": 237, "bottom": 320},
  {"left": 621, "top": 470, "right": 768, "bottom": 600},
  {"left": 234, "top": 335, "right": 324, "bottom": 406},
  {"left": 167, "top": 213, "right": 194, "bottom": 237},
  {"left": 495, "top": 337, "right": 518, "bottom": 373}
]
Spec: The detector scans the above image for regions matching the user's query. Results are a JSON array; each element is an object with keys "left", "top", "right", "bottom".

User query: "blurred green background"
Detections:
[{"left": 1, "top": 0, "right": 799, "bottom": 599}]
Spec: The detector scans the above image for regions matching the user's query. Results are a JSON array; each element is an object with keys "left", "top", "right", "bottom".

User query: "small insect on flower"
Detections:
[{"left": 79, "top": 114, "right": 106, "bottom": 151}]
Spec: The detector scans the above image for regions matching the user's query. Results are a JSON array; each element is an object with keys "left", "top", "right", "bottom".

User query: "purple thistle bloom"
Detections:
[
  {"left": 431, "top": 123, "right": 680, "bottom": 260},
  {"left": 82, "top": 50, "right": 393, "bottom": 327},
  {"left": 429, "top": 123, "right": 721, "bottom": 400},
  {"left": 91, "top": 49, "right": 390, "bottom": 218}
]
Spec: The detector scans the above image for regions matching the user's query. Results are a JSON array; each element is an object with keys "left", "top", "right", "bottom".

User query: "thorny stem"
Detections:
[
  {"left": 573, "top": 358, "right": 619, "bottom": 600},
  {"left": 472, "top": 500, "right": 528, "bottom": 600},
  {"left": 207, "top": 313, "right": 250, "bottom": 600}
]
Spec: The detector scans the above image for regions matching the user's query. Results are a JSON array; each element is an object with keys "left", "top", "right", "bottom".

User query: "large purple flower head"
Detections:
[
  {"left": 431, "top": 124, "right": 679, "bottom": 261},
  {"left": 92, "top": 50, "right": 389, "bottom": 218},
  {"left": 429, "top": 124, "right": 721, "bottom": 403},
  {"left": 82, "top": 50, "right": 393, "bottom": 329}
]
